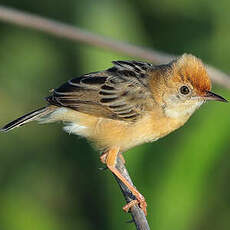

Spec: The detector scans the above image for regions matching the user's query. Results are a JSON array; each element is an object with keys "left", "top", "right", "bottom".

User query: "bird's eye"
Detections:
[{"left": 179, "top": 85, "right": 190, "bottom": 95}]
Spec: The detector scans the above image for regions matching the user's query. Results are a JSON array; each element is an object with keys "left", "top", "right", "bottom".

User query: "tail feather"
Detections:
[{"left": 1, "top": 106, "right": 55, "bottom": 132}]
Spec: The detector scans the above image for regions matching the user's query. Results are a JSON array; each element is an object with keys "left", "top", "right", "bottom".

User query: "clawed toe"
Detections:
[{"left": 123, "top": 198, "right": 147, "bottom": 216}]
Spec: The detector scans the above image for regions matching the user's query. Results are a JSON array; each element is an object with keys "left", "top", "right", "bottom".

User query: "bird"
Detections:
[{"left": 1, "top": 54, "right": 228, "bottom": 216}]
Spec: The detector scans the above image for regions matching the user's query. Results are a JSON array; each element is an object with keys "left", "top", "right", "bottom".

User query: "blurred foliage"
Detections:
[{"left": 0, "top": 0, "right": 230, "bottom": 230}]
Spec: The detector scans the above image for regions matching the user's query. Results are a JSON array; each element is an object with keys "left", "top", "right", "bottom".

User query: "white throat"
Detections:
[{"left": 164, "top": 101, "right": 203, "bottom": 119}]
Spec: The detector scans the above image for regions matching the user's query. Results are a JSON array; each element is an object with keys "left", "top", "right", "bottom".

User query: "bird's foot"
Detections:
[{"left": 123, "top": 194, "right": 147, "bottom": 216}]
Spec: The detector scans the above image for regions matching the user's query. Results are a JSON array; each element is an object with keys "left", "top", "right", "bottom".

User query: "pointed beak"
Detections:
[{"left": 204, "top": 91, "right": 228, "bottom": 102}]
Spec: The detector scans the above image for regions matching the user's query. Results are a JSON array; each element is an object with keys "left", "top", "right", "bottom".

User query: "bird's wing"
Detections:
[{"left": 46, "top": 61, "right": 155, "bottom": 121}]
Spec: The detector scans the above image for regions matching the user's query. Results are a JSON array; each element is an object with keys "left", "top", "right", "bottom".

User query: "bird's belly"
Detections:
[
  {"left": 87, "top": 112, "right": 185, "bottom": 151},
  {"left": 51, "top": 108, "right": 185, "bottom": 152}
]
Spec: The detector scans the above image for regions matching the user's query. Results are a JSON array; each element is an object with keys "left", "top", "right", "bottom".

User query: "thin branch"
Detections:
[
  {"left": 114, "top": 157, "right": 150, "bottom": 230},
  {"left": 0, "top": 5, "right": 229, "bottom": 89}
]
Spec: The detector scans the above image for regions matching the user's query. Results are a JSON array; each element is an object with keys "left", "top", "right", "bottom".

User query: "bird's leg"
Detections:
[
  {"left": 101, "top": 147, "right": 147, "bottom": 216},
  {"left": 100, "top": 151, "right": 125, "bottom": 165},
  {"left": 100, "top": 152, "right": 108, "bottom": 164}
]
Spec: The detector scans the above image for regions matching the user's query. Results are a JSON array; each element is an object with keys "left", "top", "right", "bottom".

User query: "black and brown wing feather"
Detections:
[{"left": 47, "top": 61, "right": 154, "bottom": 121}]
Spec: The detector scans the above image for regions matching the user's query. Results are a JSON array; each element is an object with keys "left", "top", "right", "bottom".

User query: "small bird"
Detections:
[{"left": 1, "top": 54, "right": 227, "bottom": 215}]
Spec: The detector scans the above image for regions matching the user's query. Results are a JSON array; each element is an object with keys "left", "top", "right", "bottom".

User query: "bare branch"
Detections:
[
  {"left": 0, "top": 5, "right": 229, "bottom": 88},
  {"left": 114, "top": 157, "right": 150, "bottom": 230}
]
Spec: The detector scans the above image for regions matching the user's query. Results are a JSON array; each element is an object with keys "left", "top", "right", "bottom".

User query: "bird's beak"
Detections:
[{"left": 204, "top": 90, "right": 228, "bottom": 102}]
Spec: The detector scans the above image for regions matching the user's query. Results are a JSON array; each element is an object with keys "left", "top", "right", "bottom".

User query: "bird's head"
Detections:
[{"left": 152, "top": 54, "right": 228, "bottom": 119}]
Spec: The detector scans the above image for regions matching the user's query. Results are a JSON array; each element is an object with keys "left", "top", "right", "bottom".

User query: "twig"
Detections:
[
  {"left": 114, "top": 156, "right": 150, "bottom": 230},
  {"left": 0, "top": 5, "right": 229, "bottom": 88}
]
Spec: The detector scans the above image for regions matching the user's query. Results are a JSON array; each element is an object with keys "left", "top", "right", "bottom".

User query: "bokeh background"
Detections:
[{"left": 0, "top": 1, "right": 230, "bottom": 230}]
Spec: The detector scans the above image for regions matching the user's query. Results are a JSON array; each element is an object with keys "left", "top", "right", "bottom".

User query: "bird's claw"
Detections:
[{"left": 122, "top": 195, "right": 147, "bottom": 216}]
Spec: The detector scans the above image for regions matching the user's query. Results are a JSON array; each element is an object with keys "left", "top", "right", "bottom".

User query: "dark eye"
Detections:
[{"left": 180, "top": 86, "right": 190, "bottom": 95}]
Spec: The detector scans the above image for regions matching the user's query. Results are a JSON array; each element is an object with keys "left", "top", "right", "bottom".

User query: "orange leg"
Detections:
[
  {"left": 100, "top": 151, "right": 126, "bottom": 165},
  {"left": 101, "top": 147, "right": 147, "bottom": 216},
  {"left": 100, "top": 152, "right": 107, "bottom": 164}
]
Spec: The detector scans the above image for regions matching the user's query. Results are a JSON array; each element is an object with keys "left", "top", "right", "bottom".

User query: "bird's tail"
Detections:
[{"left": 0, "top": 106, "right": 55, "bottom": 132}]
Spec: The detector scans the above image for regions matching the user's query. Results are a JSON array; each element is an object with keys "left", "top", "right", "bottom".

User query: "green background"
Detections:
[{"left": 0, "top": 1, "right": 230, "bottom": 230}]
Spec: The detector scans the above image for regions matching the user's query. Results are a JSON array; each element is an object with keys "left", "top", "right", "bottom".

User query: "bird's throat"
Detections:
[{"left": 163, "top": 101, "right": 203, "bottom": 119}]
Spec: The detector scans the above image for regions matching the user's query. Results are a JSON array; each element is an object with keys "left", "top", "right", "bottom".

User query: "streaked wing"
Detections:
[{"left": 46, "top": 61, "right": 154, "bottom": 121}]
